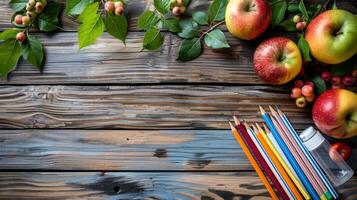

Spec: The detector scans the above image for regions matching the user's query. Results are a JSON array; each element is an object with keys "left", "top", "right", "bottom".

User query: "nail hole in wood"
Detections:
[{"left": 113, "top": 186, "right": 121, "bottom": 193}]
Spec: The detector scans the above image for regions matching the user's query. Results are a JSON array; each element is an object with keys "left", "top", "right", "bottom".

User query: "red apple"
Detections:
[
  {"left": 312, "top": 89, "right": 357, "bottom": 138},
  {"left": 225, "top": 0, "right": 271, "bottom": 40},
  {"left": 253, "top": 37, "right": 302, "bottom": 84}
]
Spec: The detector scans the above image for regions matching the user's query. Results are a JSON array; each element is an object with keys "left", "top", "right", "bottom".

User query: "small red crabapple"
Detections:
[
  {"left": 294, "top": 79, "right": 304, "bottom": 88},
  {"left": 14, "top": 15, "right": 23, "bottom": 25},
  {"left": 26, "top": 11, "right": 36, "bottom": 20},
  {"left": 26, "top": 2, "right": 34, "bottom": 11},
  {"left": 35, "top": 2, "right": 44, "bottom": 14},
  {"left": 305, "top": 81, "right": 314, "bottom": 89},
  {"left": 16, "top": 32, "right": 26, "bottom": 42},
  {"left": 115, "top": 6, "right": 124, "bottom": 16},
  {"left": 306, "top": 94, "right": 315, "bottom": 102},
  {"left": 291, "top": 88, "right": 302, "bottom": 99},
  {"left": 293, "top": 15, "right": 301, "bottom": 23},
  {"left": 22, "top": 16, "right": 31, "bottom": 26},
  {"left": 172, "top": 6, "right": 181, "bottom": 16},
  {"left": 302, "top": 85, "right": 314, "bottom": 97},
  {"left": 342, "top": 75, "right": 355, "bottom": 86},
  {"left": 321, "top": 71, "right": 331, "bottom": 81},
  {"left": 331, "top": 76, "right": 341, "bottom": 85},
  {"left": 28, "top": 0, "right": 36, "bottom": 7},
  {"left": 105, "top": 1, "right": 115, "bottom": 13},
  {"left": 296, "top": 96, "right": 307, "bottom": 108},
  {"left": 296, "top": 21, "right": 306, "bottom": 30}
]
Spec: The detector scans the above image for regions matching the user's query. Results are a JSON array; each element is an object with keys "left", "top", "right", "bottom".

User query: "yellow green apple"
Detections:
[
  {"left": 305, "top": 9, "right": 357, "bottom": 64},
  {"left": 225, "top": 0, "right": 271, "bottom": 40},
  {"left": 312, "top": 89, "right": 357, "bottom": 138}
]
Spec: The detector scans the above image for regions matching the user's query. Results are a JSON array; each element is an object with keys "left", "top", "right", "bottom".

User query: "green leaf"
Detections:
[
  {"left": 178, "top": 19, "right": 199, "bottom": 39},
  {"left": 0, "top": 39, "right": 21, "bottom": 78},
  {"left": 307, "top": 4, "right": 322, "bottom": 18},
  {"left": 298, "top": 35, "right": 311, "bottom": 61},
  {"left": 21, "top": 34, "right": 44, "bottom": 70},
  {"left": 309, "top": 75, "right": 327, "bottom": 94},
  {"left": 298, "top": 0, "right": 309, "bottom": 20},
  {"left": 192, "top": 11, "right": 209, "bottom": 25},
  {"left": 0, "top": 29, "right": 22, "bottom": 41},
  {"left": 143, "top": 28, "right": 163, "bottom": 50},
  {"left": 204, "top": 29, "right": 230, "bottom": 49},
  {"left": 279, "top": 19, "right": 297, "bottom": 32},
  {"left": 177, "top": 37, "right": 202, "bottom": 61},
  {"left": 331, "top": 59, "right": 356, "bottom": 76},
  {"left": 65, "top": 0, "right": 94, "bottom": 15},
  {"left": 104, "top": 13, "right": 127, "bottom": 43},
  {"left": 37, "top": 1, "right": 63, "bottom": 32},
  {"left": 138, "top": 11, "right": 160, "bottom": 31},
  {"left": 164, "top": 17, "right": 181, "bottom": 33},
  {"left": 78, "top": 2, "right": 105, "bottom": 49},
  {"left": 208, "top": 0, "right": 228, "bottom": 22},
  {"left": 154, "top": 0, "right": 171, "bottom": 14},
  {"left": 270, "top": 0, "right": 287, "bottom": 27},
  {"left": 287, "top": 3, "right": 299, "bottom": 13},
  {"left": 9, "top": 0, "right": 27, "bottom": 12}
]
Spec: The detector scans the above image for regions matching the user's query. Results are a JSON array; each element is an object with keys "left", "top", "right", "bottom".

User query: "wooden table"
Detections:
[{"left": 0, "top": 0, "right": 356, "bottom": 199}]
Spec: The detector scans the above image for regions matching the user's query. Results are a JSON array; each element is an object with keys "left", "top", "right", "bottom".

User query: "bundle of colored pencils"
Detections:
[{"left": 229, "top": 106, "right": 339, "bottom": 200}]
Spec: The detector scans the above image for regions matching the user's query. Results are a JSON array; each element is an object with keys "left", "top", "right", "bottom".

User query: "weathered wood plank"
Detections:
[
  {"left": 0, "top": 172, "right": 356, "bottom": 200},
  {"left": 1, "top": 129, "right": 356, "bottom": 171},
  {"left": 0, "top": 85, "right": 313, "bottom": 129},
  {"left": 0, "top": 172, "right": 272, "bottom": 200},
  {"left": 0, "top": 130, "right": 252, "bottom": 171},
  {"left": 1, "top": 32, "right": 261, "bottom": 85}
]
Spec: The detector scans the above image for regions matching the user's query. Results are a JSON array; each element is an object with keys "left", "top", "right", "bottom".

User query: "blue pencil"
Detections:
[
  {"left": 259, "top": 106, "right": 320, "bottom": 200},
  {"left": 276, "top": 107, "right": 339, "bottom": 199}
]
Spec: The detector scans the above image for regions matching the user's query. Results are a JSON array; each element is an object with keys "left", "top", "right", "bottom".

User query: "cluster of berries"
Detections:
[
  {"left": 291, "top": 80, "right": 315, "bottom": 108},
  {"left": 293, "top": 15, "right": 307, "bottom": 31},
  {"left": 14, "top": 0, "right": 47, "bottom": 27},
  {"left": 320, "top": 70, "right": 356, "bottom": 89},
  {"left": 171, "top": 0, "right": 186, "bottom": 16},
  {"left": 14, "top": 0, "right": 47, "bottom": 43},
  {"left": 105, "top": 0, "right": 124, "bottom": 16}
]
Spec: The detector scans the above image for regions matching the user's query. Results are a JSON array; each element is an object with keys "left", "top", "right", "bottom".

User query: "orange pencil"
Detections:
[
  {"left": 229, "top": 121, "right": 279, "bottom": 200},
  {"left": 254, "top": 123, "right": 303, "bottom": 200}
]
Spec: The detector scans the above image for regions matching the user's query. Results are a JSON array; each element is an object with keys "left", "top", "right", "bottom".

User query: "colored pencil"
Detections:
[
  {"left": 233, "top": 117, "right": 289, "bottom": 200},
  {"left": 254, "top": 123, "right": 303, "bottom": 200},
  {"left": 247, "top": 124, "right": 295, "bottom": 200},
  {"left": 261, "top": 124, "right": 311, "bottom": 200},
  {"left": 269, "top": 106, "right": 331, "bottom": 200},
  {"left": 276, "top": 107, "right": 339, "bottom": 199},
  {"left": 259, "top": 106, "right": 320, "bottom": 200},
  {"left": 228, "top": 121, "right": 279, "bottom": 200}
]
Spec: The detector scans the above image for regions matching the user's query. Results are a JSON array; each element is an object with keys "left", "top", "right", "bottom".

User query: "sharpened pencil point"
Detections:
[
  {"left": 269, "top": 106, "right": 277, "bottom": 115},
  {"left": 255, "top": 123, "right": 263, "bottom": 132},
  {"left": 233, "top": 115, "right": 240, "bottom": 126},
  {"left": 229, "top": 121, "right": 235, "bottom": 130},
  {"left": 259, "top": 106, "right": 265, "bottom": 115}
]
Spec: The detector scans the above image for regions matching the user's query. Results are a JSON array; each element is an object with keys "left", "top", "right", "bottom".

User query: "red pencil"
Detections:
[{"left": 233, "top": 116, "right": 289, "bottom": 200}]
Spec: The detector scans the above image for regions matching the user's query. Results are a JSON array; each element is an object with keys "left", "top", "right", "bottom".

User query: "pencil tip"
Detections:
[
  {"left": 259, "top": 106, "right": 265, "bottom": 115},
  {"left": 269, "top": 106, "right": 278, "bottom": 115},
  {"left": 233, "top": 115, "right": 240, "bottom": 125},
  {"left": 228, "top": 121, "right": 235, "bottom": 130}
]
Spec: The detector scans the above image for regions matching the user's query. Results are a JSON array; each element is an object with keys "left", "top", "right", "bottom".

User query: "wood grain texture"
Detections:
[
  {"left": 1, "top": 32, "right": 261, "bottom": 85},
  {"left": 0, "top": 172, "right": 356, "bottom": 200},
  {"left": 0, "top": 129, "right": 252, "bottom": 171},
  {"left": 1, "top": 129, "right": 356, "bottom": 171},
  {"left": 0, "top": 172, "right": 272, "bottom": 200},
  {"left": 0, "top": 85, "right": 314, "bottom": 129}
]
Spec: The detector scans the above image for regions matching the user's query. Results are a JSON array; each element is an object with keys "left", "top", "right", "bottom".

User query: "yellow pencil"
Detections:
[{"left": 261, "top": 124, "right": 311, "bottom": 200}]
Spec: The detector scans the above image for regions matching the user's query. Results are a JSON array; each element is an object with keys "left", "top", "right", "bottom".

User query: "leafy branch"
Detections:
[
  {"left": 0, "top": 0, "right": 63, "bottom": 79},
  {"left": 138, "top": 0, "right": 230, "bottom": 62},
  {"left": 65, "top": 0, "right": 128, "bottom": 50}
]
